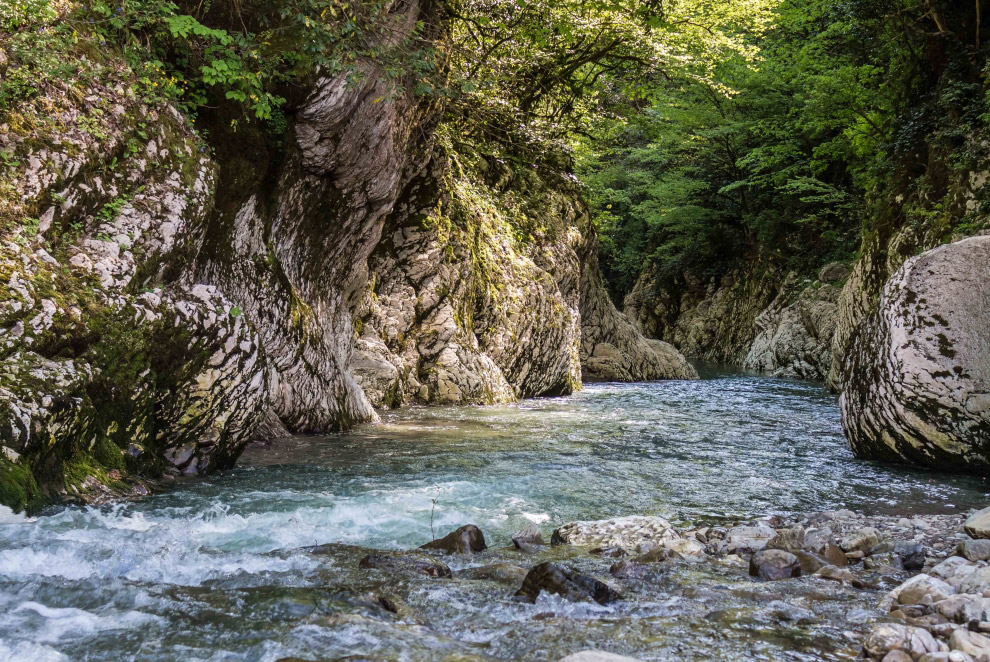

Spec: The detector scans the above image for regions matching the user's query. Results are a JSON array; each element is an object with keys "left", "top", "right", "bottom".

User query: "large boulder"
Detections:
[{"left": 840, "top": 236, "right": 990, "bottom": 472}]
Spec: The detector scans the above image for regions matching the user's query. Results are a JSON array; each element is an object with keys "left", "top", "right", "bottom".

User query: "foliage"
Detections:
[{"left": 577, "top": 0, "right": 990, "bottom": 300}]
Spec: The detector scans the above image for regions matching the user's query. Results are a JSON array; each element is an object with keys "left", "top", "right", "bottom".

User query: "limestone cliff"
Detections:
[{"left": 0, "top": 2, "right": 692, "bottom": 510}]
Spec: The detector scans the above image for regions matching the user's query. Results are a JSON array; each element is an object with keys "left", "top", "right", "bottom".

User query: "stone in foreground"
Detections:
[
  {"left": 863, "top": 623, "right": 940, "bottom": 660},
  {"left": 965, "top": 507, "right": 990, "bottom": 540},
  {"left": 516, "top": 562, "right": 622, "bottom": 605},
  {"left": 840, "top": 237, "right": 990, "bottom": 472}
]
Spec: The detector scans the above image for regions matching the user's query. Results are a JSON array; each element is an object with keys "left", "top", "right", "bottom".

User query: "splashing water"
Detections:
[{"left": 0, "top": 370, "right": 986, "bottom": 661}]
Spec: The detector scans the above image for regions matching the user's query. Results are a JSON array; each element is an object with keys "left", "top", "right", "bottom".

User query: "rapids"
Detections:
[{"left": 0, "top": 369, "right": 986, "bottom": 661}]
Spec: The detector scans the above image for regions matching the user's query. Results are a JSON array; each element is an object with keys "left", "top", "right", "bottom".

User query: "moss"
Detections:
[
  {"left": 0, "top": 457, "right": 41, "bottom": 513},
  {"left": 91, "top": 436, "right": 125, "bottom": 472}
]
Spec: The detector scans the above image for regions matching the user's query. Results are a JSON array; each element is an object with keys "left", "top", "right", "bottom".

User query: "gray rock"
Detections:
[
  {"left": 949, "top": 630, "right": 990, "bottom": 659},
  {"left": 841, "top": 236, "right": 990, "bottom": 472},
  {"left": 893, "top": 541, "right": 927, "bottom": 570},
  {"left": 551, "top": 516, "right": 682, "bottom": 552},
  {"left": 863, "top": 623, "right": 940, "bottom": 660},
  {"left": 966, "top": 508, "right": 990, "bottom": 540},
  {"left": 934, "top": 594, "right": 990, "bottom": 623},
  {"left": 749, "top": 549, "right": 802, "bottom": 580},
  {"left": 957, "top": 539, "right": 990, "bottom": 562},
  {"left": 460, "top": 563, "right": 528, "bottom": 585},
  {"left": 766, "top": 600, "right": 817, "bottom": 624},
  {"left": 512, "top": 523, "right": 546, "bottom": 548},
  {"left": 895, "top": 574, "right": 955, "bottom": 606}
]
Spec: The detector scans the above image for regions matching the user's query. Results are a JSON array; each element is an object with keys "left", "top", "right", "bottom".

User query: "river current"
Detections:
[{"left": 0, "top": 369, "right": 986, "bottom": 661}]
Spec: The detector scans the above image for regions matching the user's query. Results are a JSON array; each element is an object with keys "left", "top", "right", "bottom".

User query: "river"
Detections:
[{"left": 0, "top": 369, "right": 986, "bottom": 661}]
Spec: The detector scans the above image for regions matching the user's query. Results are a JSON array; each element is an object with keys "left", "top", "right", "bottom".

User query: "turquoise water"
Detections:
[{"left": 0, "top": 372, "right": 986, "bottom": 661}]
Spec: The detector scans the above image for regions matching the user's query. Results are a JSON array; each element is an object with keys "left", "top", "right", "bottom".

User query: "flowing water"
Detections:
[{"left": 1, "top": 369, "right": 987, "bottom": 662}]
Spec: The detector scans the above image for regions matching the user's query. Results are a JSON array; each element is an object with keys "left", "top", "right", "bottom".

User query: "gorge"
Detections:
[{"left": 1, "top": 0, "right": 990, "bottom": 660}]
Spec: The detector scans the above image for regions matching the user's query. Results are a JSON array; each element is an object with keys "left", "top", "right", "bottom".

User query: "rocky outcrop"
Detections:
[
  {"left": 624, "top": 263, "right": 847, "bottom": 380},
  {"left": 742, "top": 265, "right": 847, "bottom": 380},
  {"left": 623, "top": 268, "right": 779, "bottom": 365},
  {"left": 349, "top": 146, "right": 695, "bottom": 408},
  {"left": 0, "top": 0, "right": 693, "bottom": 509},
  {"left": 840, "top": 236, "right": 990, "bottom": 471}
]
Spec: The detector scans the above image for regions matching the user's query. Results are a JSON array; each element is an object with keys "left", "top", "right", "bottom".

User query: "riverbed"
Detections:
[{"left": 0, "top": 370, "right": 986, "bottom": 661}]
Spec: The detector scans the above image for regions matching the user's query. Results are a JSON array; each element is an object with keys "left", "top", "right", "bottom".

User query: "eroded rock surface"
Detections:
[{"left": 840, "top": 237, "right": 990, "bottom": 471}]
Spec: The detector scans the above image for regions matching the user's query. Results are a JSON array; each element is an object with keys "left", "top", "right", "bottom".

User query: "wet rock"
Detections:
[
  {"left": 957, "top": 540, "right": 990, "bottom": 562},
  {"left": 460, "top": 563, "right": 528, "bottom": 586},
  {"left": 512, "top": 523, "right": 545, "bottom": 548},
  {"left": 863, "top": 623, "right": 940, "bottom": 660},
  {"left": 358, "top": 553, "right": 452, "bottom": 578},
  {"left": 609, "top": 560, "right": 653, "bottom": 580},
  {"left": 516, "top": 562, "right": 622, "bottom": 605},
  {"left": 721, "top": 524, "right": 777, "bottom": 555},
  {"left": 840, "top": 236, "right": 990, "bottom": 472},
  {"left": 556, "top": 652, "right": 644, "bottom": 662},
  {"left": 551, "top": 516, "right": 680, "bottom": 552},
  {"left": 766, "top": 527, "right": 806, "bottom": 553},
  {"left": 590, "top": 546, "right": 628, "bottom": 559},
  {"left": 420, "top": 525, "right": 487, "bottom": 555},
  {"left": 749, "top": 549, "right": 802, "bottom": 580},
  {"left": 896, "top": 575, "right": 956, "bottom": 606},
  {"left": 767, "top": 600, "right": 817, "bottom": 624},
  {"left": 949, "top": 630, "right": 990, "bottom": 659},
  {"left": 841, "top": 527, "right": 882, "bottom": 553},
  {"left": 966, "top": 508, "right": 990, "bottom": 540}
]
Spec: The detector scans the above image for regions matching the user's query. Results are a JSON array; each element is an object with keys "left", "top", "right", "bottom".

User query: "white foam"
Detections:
[
  {"left": 11, "top": 601, "right": 163, "bottom": 643},
  {"left": 0, "top": 639, "right": 69, "bottom": 662}
]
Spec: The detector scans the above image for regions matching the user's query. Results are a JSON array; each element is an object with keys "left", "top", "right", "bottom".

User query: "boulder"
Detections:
[
  {"left": 949, "top": 630, "right": 990, "bottom": 659},
  {"left": 551, "top": 516, "right": 681, "bottom": 552},
  {"left": 895, "top": 574, "right": 955, "bottom": 606},
  {"left": 793, "top": 551, "right": 829, "bottom": 575},
  {"left": 840, "top": 236, "right": 990, "bottom": 472},
  {"left": 840, "top": 527, "right": 882, "bottom": 553},
  {"left": 958, "top": 539, "right": 990, "bottom": 562},
  {"left": 516, "top": 562, "right": 622, "bottom": 605},
  {"left": 420, "top": 524, "right": 487, "bottom": 554},
  {"left": 960, "top": 567, "right": 990, "bottom": 595},
  {"left": 893, "top": 541, "right": 927, "bottom": 570},
  {"left": 749, "top": 549, "right": 802, "bottom": 580},
  {"left": 919, "top": 653, "right": 977, "bottom": 662},
  {"left": 966, "top": 508, "right": 990, "bottom": 540},
  {"left": 512, "top": 523, "right": 546, "bottom": 548},
  {"left": 358, "top": 553, "right": 452, "bottom": 578},
  {"left": 934, "top": 594, "right": 990, "bottom": 623},
  {"left": 766, "top": 528, "right": 806, "bottom": 553},
  {"left": 863, "top": 623, "right": 940, "bottom": 660}
]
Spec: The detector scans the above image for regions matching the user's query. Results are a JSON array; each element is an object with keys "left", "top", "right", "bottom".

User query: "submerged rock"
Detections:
[
  {"left": 515, "top": 562, "right": 622, "bottom": 605},
  {"left": 749, "top": 549, "right": 802, "bottom": 580},
  {"left": 420, "top": 524, "right": 487, "bottom": 555},
  {"left": 840, "top": 236, "right": 990, "bottom": 472},
  {"left": 357, "top": 553, "right": 452, "bottom": 578}
]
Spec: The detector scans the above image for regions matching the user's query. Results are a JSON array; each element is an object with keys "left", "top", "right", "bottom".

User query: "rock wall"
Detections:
[
  {"left": 0, "top": 1, "right": 693, "bottom": 510},
  {"left": 349, "top": 144, "right": 696, "bottom": 408},
  {"left": 840, "top": 236, "right": 990, "bottom": 470},
  {"left": 624, "top": 263, "right": 848, "bottom": 379}
]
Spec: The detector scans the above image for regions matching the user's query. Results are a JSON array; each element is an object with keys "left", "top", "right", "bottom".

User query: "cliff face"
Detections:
[{"left": 0, "top": 1, "right": 692, "bottom": 510}]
